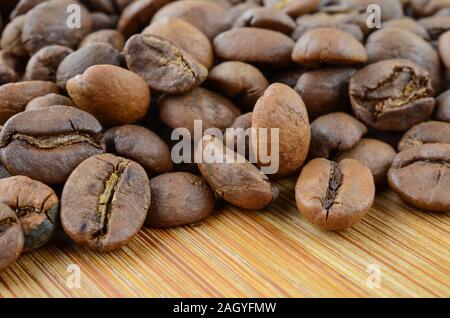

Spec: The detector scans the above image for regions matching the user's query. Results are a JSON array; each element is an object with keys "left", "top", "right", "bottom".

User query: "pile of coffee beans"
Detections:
[{"left": 0, "top": 0, "right": 449, "bottom": 272}]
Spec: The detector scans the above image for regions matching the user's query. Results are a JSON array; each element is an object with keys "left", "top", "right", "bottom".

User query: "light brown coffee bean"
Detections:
[
  {"left": 233, "top": 7, "right": 296, "bottom": 34},
  {"left": 79, "top": 29, "right": 125, "bottom": 51},
  {"left": 0, "top": 51, "right": 20, "bottom": 85},
  {"left": 25, "top": 93, "right": 74, "bottom": 111},
  {"left": 1, "top": 15, "right": 27, "bottom": 57},
  {"left": 398, "top": 121, "right": 450, "bottom": 151},
  {"left": 263, "top": 0, "right": 320, "bottom": 18}
]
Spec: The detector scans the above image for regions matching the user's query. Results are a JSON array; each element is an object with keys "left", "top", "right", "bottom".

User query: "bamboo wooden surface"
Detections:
[{"left": 0, "top": 178, "right": 449, "bottom": 298}]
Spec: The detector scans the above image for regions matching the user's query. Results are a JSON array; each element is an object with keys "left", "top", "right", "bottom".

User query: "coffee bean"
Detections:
[
  {"left": 90, "top": 12, "right": 118, "bottom": 31},
  {"left": 383, "top": 17, "right": 430, "bottom": 40},
  {"left": 309, "top": 112, "right": 367, "bottom": 159},
  {"left": 435, "top": 89, "right": 450, "bottom": 122},
  {"left": 295, "top": 158, "right": 375, "bottom": 230},
  {"left": 207, "top": 61, "right": 269, "bottom": 108},
  {"left": 438, "top": 30, "right": 450, "bottom": 72},
  {"left": 292, "top": 22, "right": 364, "bottom": 43},
  {"left": 22, "top": 0, "right": 92, "bottom": 54},
  {"left": 398, "top": 121, "right": 450, "bottom": 151},
  {"left": 418, "top": 15, "right": 450, "bottom": 40},
  {"left": 25, "top": 93, "right": 74, "bottom": 111},
  {"left": 388, "top": 143, "right": 450, "bottom": 213},
  {"left": 67, "top": 64, "right": 150, "bottom": 126},
  {"left": 88, "top": 0, "right": 116, "bottom": 14},
  {"left": 1, "top": 15, "right": 28, "bottom": 57},
  {"left": 224, "top": 112, "right": 253, "bottom": 159},
  {"left": 61, "top": 153, "right": 150, "bottom": 252},
  {"left": 143, "top": 17, "right": 213, "bottom": 69},
  {"left": 79, "top": 29, "right": 125, "bottom": 51},
  {"left": 0, "top": 105, "right": 105, "bottom": 184},
  {"left": 197, "top": 135, "right": 278, "bottom": 210},
  {"left": 292, "top": 28, "right": 367, "bottom": 67},
  {"left": 213, "top": 27, "right": 295, "bottom": 67},
  {"left": 295, "top": 67, "right": 356, "bottom": 119},
  {"left": 409, "top": 0, "right": 450, "bottom": 17},
  {"left": 159, "top": 87, "right": 240, "bottom": 137},
  {"left": 0, "top": 202, "right": 24, "bottom": 271},
  {"left": 268, "top": 67, "right": 305, "bottom": 88},
  {"left": 226, "top": 2, "right": 259, "bottom": 26},
  {"left": 263, "top": 0, "right": 320, "bottom": 18},
  {"left": 252, "top": 83, "right": 310, "bottom": 178},
  {"left": 0, "top": 81, "right": 59, "bottom": 124},
  {"left": 24, "top": 45, "right": 74, "bottom": 82},
  {"left": 233, "top": 7, "right": 296, "bottom": 34},
  {"left": 146, "top": 172, "right": 215, "bottom": 227},
  {"left": 0, "top": 51, "right": 20, "bottom": 85},
  {"left": 0, "top": 164, "right": 11, "bottom": 179},
  {"left": 334, "top": 138, "right": 396, "bottom": 185},
  {"left": 105, "top": 125, "right": 172, "bottom": 176},
  {"left": 56, "top": 42, "right": 122, "bottom": 90},
  {"left": 116, "top": 0, "right": 135, "bottom": 11},
  {"left": 349, "top": 59, "right": 435, "bottom": 132},
  {"left": 10, "top": 0, "right": 47, "bottom": 20},
  {"left": 0, "top": 176, "right": 59, "bottom": 251},
  {"left": 124, "top": 34, "right": 208, "bottom": 94}
]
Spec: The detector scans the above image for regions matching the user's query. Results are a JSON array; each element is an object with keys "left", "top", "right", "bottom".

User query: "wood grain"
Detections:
[{"left": 0, "top": 178, "right": 449, "bottom": 298}]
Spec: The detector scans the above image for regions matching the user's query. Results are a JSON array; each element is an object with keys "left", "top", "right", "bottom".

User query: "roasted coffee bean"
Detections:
[
  {"left": 1, "top": 15, "right": 27, "bottom": 57},
  {"left": 105, "top": 125, "right": 172, "bottom": 175},
  {"left": 152, "top": 0, "right": 229, "bottom": 40},
  {"left": 159, "top": 87, "right": 240, "bottom": 137},
  {"left": 252, "top": 83, "right": 310, "bottom": 178},
  {"left": 268, "top": 67, "right": 305, "bottom": 88},
  {"left": 0, "top": 81, "right": 59, "bottom": 124},
  {"left": 91, "top": 12, "right": 118, "bottom": 31},
  {"left": 334, "top": 138, "right": 396, "bottom": 185},
  {"left": 124, "top": 34, "right": 208, "bottom": 94},
  {"left": 67, "top": 64, "right": 150, "bottom": 126},
  {"left": 0, "top": 164, "right": 11, "bottom": 179},
  {"left": 56, "top": 43, "right": 122, "bottom": 90},
  {"left": 366, "top": 28, "right": 441, "bottom": 93},
  {"left": 142, "top": 17, "right": 213, "bottom": 69},
  {"left": 213, "top": 27, "right": 295, "bottom": 67},
  {"left": 88, "top": 0, "right": 116, "bottom": 14},
  {"left": 292, "top": 28, "right": 367, "bottom": 67},
  {"left": 116, "top": 0, "right": 135, "bottom": 11},
  {"left": 295, "top": 67, "right": 356, "bottom": 119},
  {"left": 224, "top": 112, "right": 252, "bottom": 158},
  {"left": 0, "top": 106, "right": 105, "bottom": 184},
  {"left": 388, "top": 143, "right": 450, "bottom": 213},
  {"left": 309, "top": 112, "right": 367, "bottom": 159},
  {"left": 61, "top": 153, "right": 150, "bottom": 252},
  {"left": 383, "top": 17, "right": 430, "bottom": 40},
  {"left": 10, "top": 0, "right": 47, "bottom": 20},
  {"left": 418, "top": 15, "right": 450, "bottom": 40},
  {"left": 349, "top": 59, "right": 435, "bottom": 132},
  {"left": 25, "top": 93, "right": 74, "bottom": 111},
  {"left": 435, "top": 89, "right": 450, "bottom": 122},
  {"left": 22, "top": 0, "right": 92, "bottom": 54},
  {"left": 0, "top": 202, "right": 24, "bottom": 271},
  {"left": 263, "top": 0, "right": 320, "bottom": 18},
  {"left": 146, "top": 172, "right": 215, "bottom": 227},
  {"left": 197, "top": 135, "right": 279, "bottom": 210},
  {"left": 409, "top": 0, "right": 450, "bottom": 17},
  {"left": 0, "top": 176, "right": 59, "bottom": 251},
  {"left": 233, "top": 7, "right": 296, "bottom": 34},
  {"left": 207, "top": 61, "right": 269, "bottom": 108},
  {"left": 292, "top": 22, "right": 364, "bottom": 43},
  {"left": 226, "top": 2, "right": 259, "bottom": 25},
  {"left": 438, "top": 30, "right": 450, "bottom": 72},
  {"left": 295, "top": 158, "right": 375, "bottom": 231},
  {"left": 24, "top": 45, "right": 74, "bottom": 82},
  {"left": 398, "top": 121, "right": 450, "bottom": 151},
  {"left": 117, "top": 0, "right": 170, "bottom": 38},
  {"left": 79, "top": 29, "right": 125, "bottom": 51},
  {"left": 0, "top": 50, "right": 20, "bottom": 85}
]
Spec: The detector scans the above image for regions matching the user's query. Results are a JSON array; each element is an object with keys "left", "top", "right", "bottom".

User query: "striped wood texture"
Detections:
[{"left": 0, "top": 178, "right": 449, "bottom": 297}]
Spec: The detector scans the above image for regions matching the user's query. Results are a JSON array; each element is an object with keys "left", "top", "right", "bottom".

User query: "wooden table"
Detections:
[{"left": 0, "top": 178, "right": 449, "bottom": 298}]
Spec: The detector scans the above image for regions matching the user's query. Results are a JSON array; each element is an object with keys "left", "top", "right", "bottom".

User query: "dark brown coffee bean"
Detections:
[
  {"left": 295, "top": 158, "right": 375, "bottom": 231},
  {"left": 152, "top": 0, "right": 229, "bottom": 40},
  {"left": 61, "top": 153, "right": 150, "bottom": 252},
  {"left": 224, "top": 112, "right": 252, "bottom": 158},
  {"left": 24, "top": 45, "right": 74, "bottom": 82},
  {"left": 418, "top": 15, "right": 450, "bottom": 40},
  {"left": 292, "top": 28, "right": 367, "bottom": 67},
  {"left": 233, "top": 7, "right": 295, "bottom": 34},
  {"left": 0, "top": 51, "right": 20, "bottom": 85},
  {"left": 383, "top": 17, "right": 430, "bottom": 40},
  {"left": 398, "top": 121, "right": 450, "bottom": 151},
  {"left": 366, "top": 28, "right": 441, "bottom": 93},
  {"left": 22, "top": 0, "right": 92, "bottom": 54},
  {"left": 88, "top": 0, "right": 116, "bottom": 14},
  {"left": 105, "top": 125, "right": 172, "bottom": 175},
  {"left": 25, "top": 93, "right": 74, "bottom": 111},
  {"left": 146, "top": 172, "right": 215, "bottom": 227},
  {"left": 0, "top": 105, "right": 105, "bottom": 184},
  {"left": 10, "top": 0, "right": 47, "bottom": 19},
  {"left": 117, "top": 0, "right": 170, "bottom": 38},
  {"left": 159, "top": 87, "right": 240, "bottom": 137},
  {"left": 349, "top": 59, "right": 435, "bottom": 132},
  {"left": 267, "top": 67, "right": 305, "bottom": 88},
  {"left": 263, "top": 0, "right": 320, "bottom": 18},
  {"left": 309, "top": 112, "right": 367, "bottom": 159},
  {"left": 292, "top": 22, "right": 364, "bottom": 43},
  {"left": 214, "top": 27, "right": 295, "bottom": 67},
  {"left": 124, "top": 34, "right": 208, "bottom": 94},
  {"left": 295, "top": 67, "right": 356, "bottom": 119},
  {"left": 435, "top": 89, "right": 450, "bottom": 122},
  {"left": 334, "top": 138, "right": 396, "bottom": 185},
  {"left": 438, "top": 30, "right": 450, "bottom": 72},
  {"left": 142, "top": 17, "right": 213, "bottom": 69},
  {"left": 56, "top": 43, "right": 122, "bottom": 90},
  {"left": 91, "top": 12, "right": 118, "bottom": 31},
  {"left": 0, "top": 202, "right": 24, "bottom": 271},
  {"left": 0, "top": 176, "right": 59, "bottom": 251},
  {"left": 79, "top": 29, "right": 125, "bottom": 51},
  {"left": 1, "top": 15, "right": 27, "bottom": 57},
  {"left": 252, "top": 83, "right": 310, "bottom": 178},
  {"left": 67, "top": 64, "right": 151, "bottom": 126},
  {"left": 207, "top": 61, "right": 269, "bottom": 108},
  {"left": 388, "top": 143, "right": 450, "bottom": 212},
  {"left": 0, "top": 81, "right": 59, "bottom": 124},
  {"left": 197, "top": 135, "right": 278, "bottom": 210}
]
